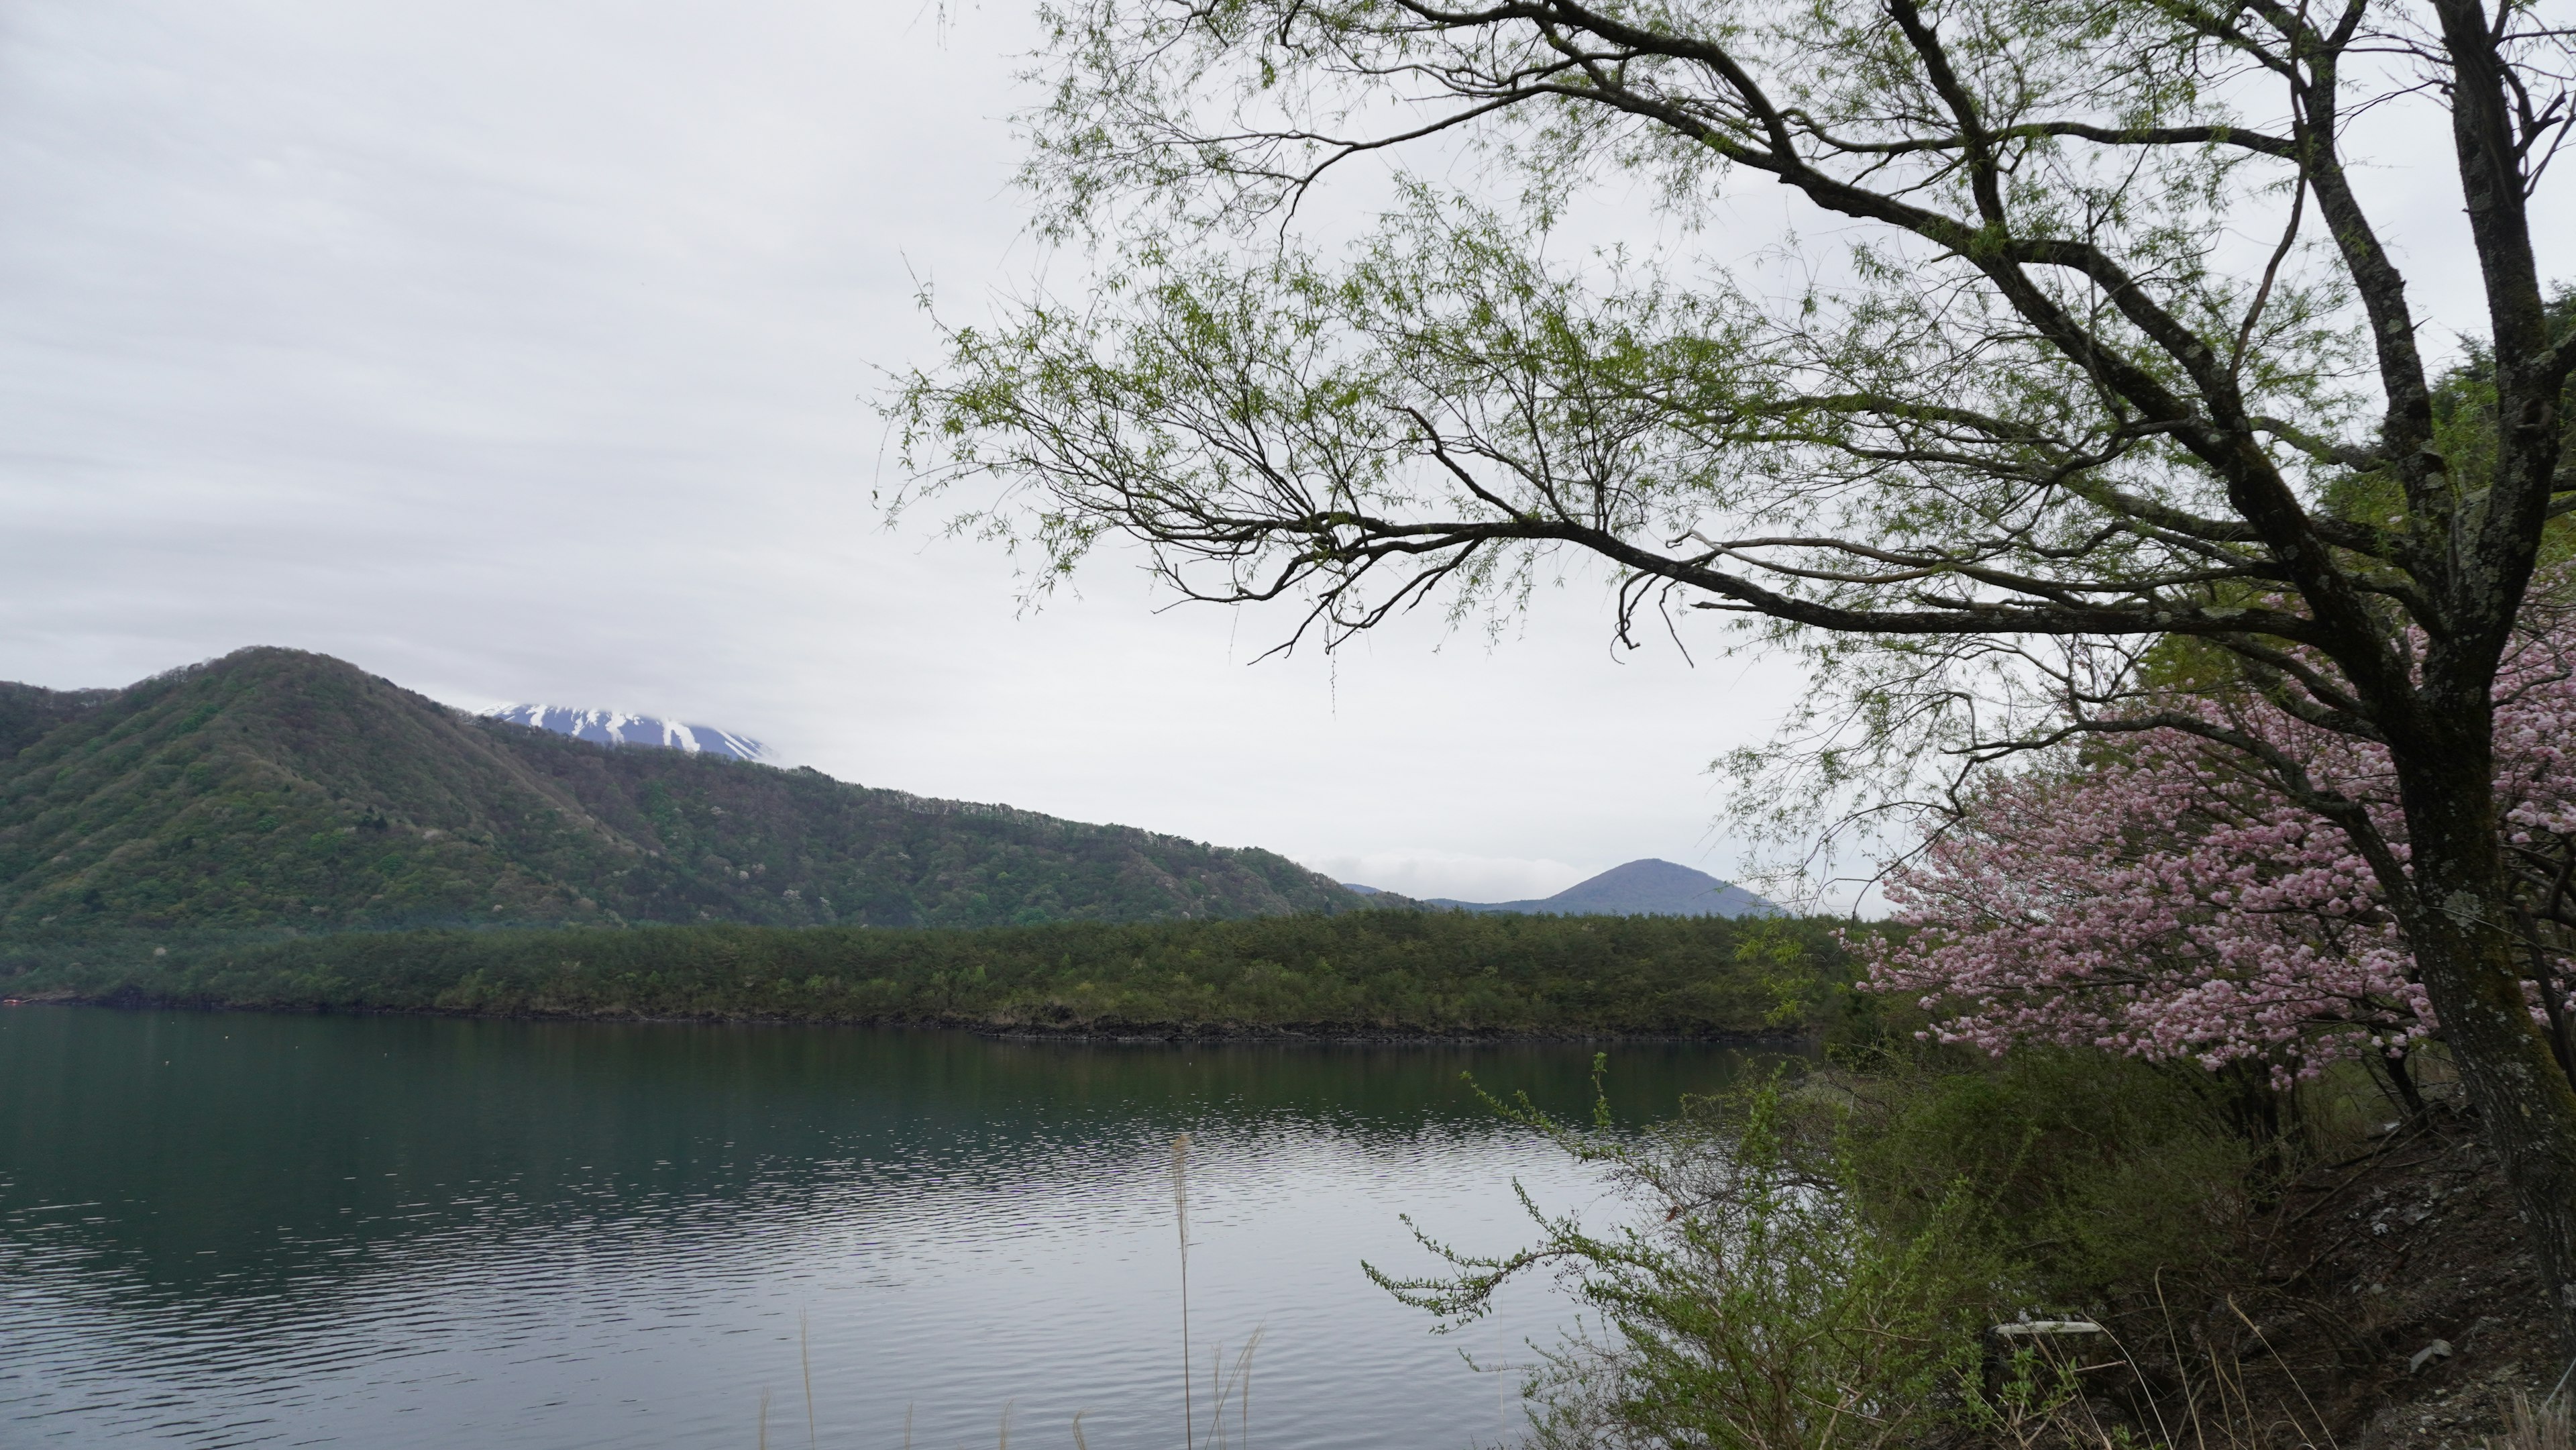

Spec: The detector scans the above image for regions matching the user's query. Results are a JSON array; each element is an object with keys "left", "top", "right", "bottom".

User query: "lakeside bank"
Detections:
[{"left": 0, "top": 909, "right": 1861, "bottom": 1040}]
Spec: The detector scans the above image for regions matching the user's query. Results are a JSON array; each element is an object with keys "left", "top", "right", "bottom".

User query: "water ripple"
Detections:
[{"left": 1, "top": 1008, "right": 1784, "bottom": 1448}]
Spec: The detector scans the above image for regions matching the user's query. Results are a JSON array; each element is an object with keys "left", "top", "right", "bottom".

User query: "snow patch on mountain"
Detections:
[{"left": 486, "top": 705, "right": 765, "bottom": 762}]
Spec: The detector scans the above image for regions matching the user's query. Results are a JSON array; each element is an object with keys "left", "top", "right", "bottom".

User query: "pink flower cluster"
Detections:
[{"left": 1864, "top": 626, "right": 2576, "bottom": 1086}]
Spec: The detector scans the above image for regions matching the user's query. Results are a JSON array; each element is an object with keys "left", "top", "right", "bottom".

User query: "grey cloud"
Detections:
[{"left": 50, "top": 3, "right": 2544, "bottom": 904}]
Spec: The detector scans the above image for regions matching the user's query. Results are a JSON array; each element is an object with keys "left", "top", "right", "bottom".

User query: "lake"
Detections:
[{"left": 0, "top": 1006, "right": 1782, "bottom": 1449}]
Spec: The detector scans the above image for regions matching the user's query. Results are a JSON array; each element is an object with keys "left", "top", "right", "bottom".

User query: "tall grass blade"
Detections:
[
  {"left": 1174, "top": 1133, "right": 1192, "bottom": 1450},
  {"left": 800, "top": 1310, "right": 816, "bottom": 1450},
  {"left": 1195, "top": 1328, "right": 1263, "bottom": 1449}
]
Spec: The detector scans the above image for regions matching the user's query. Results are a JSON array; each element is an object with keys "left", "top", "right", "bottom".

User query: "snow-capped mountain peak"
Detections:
[{"left": 486, "top": 705, "right": 765, "bottom": 762}]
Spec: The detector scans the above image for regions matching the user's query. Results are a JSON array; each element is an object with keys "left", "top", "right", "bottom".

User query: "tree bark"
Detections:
[{"left": 2393, "top": 725, "right": 2576, "bottom": 1355}]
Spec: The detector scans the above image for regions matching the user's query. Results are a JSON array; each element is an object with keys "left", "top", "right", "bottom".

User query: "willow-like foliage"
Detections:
[{"left": 889, "top": 0, "right": 2576, "bottom": 1350}]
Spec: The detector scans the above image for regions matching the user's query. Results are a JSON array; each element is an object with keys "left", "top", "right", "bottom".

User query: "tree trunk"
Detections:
[
  {"left": 2522, "top": 912, "right": 2576, "bottom": 1092},
  {"left": 2394, "top": 732, "right": 2576, "bottom": 1356},
  {"left": 2376, "top": 1049, "right": 2427, "bottom": 1121}
]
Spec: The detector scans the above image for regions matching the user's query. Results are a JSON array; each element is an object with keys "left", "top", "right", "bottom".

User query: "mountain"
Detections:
[
  {"left": 0, "top": 681, "right": 115, "bottom": 760},
  {"left": 1354, "top": 858, "right": 1782, "bottom": 917},
  {"left": 0, "top": 648, "right": 1356, "bottom": 931},
  {"left": 486, "top": 705, "right": 764, "bottom": 762}
]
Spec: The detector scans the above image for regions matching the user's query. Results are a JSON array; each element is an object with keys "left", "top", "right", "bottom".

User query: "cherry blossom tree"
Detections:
[{"left": 1868, "top": 613, "right": 2576, "bottom": 1106}]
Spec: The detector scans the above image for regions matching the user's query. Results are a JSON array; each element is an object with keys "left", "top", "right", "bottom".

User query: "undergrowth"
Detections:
[{"left": 1373, "top": 1039, "right": 2446, "bottom": 1449}]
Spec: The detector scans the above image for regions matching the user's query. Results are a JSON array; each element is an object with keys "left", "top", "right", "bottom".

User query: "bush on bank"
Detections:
[{"left": 1402, "top": 1035, "right": 2398, "bottom": 1449}]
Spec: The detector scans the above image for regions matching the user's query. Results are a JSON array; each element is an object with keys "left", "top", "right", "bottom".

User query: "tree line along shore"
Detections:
[{"left": 0, "top": 909, "right": 1860, "bottom": 1039}]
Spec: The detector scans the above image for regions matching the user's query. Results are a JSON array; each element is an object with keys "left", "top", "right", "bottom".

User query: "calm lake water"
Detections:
[{"left": 0, "top": 1007, "right": 1781, "bottom": 1449}]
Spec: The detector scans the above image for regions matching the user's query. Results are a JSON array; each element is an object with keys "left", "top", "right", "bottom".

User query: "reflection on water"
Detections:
[{"left": 0, "top": 1006, "right": 1784, "bottom": 1448}]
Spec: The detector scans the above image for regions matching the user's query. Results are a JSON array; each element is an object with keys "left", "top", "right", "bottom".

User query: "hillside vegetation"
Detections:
[
  {"left": 0, "top": 911, "right": 1854, "bottom": 1037},
  {"left": 0, "top": 648, "right": 1350, "bottom": 931}
]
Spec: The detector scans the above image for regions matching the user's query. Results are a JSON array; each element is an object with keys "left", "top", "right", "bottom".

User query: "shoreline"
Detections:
[
  {"left": 2, "top": 989, "right": 1812, "bottom": 1047},
  {"left": 0, "top": 913, "right": 1856, "bottom": 1045}
]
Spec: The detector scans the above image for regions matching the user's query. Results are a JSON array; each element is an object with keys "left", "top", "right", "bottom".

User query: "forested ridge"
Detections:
[
  {"left": 0, "top": 648, "right": 1352, "bottom": 931},
  {"left": 0, "top": 911, "right": 1854, "bottom": 1037}
]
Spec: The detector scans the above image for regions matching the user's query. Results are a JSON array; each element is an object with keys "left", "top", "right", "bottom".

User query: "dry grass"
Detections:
[
  {"left": 1974, "top": 1296, "right": 2352, "bottom": 1450},
  {"left": 2487, "top": 1390, "right": 2576, "bottom": 1450},
  {"left": 1198, "top": 1333, "right": 1263, "bottom": 1450},
  {"left": 1175, "top": 1132, "right": 1193, "bottom": 1450}
]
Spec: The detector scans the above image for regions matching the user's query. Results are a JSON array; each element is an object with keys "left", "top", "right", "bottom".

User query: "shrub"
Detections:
[
  {"left": 1826, "top": 1049, "right": 2255, "bottom": 1311},
  {"left": 1382, "top": 1049, "right": 2269, "bottom": 1448},
  {"left": 1374, "top": 1069, "right": 2005, "bottom": 1449}
]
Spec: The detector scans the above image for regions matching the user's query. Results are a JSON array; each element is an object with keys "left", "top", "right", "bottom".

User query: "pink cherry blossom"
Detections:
[{"left": 1861, "top": 617, "right": 2576, "bottom": 1088}]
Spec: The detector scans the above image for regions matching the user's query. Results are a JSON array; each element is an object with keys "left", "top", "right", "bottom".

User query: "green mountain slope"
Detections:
[
  {"left": 0, "top": 682, "right": 114, "bottom": 760},
  {"left": 0, "top": 648, "right": 1353, "bottom": 931}
]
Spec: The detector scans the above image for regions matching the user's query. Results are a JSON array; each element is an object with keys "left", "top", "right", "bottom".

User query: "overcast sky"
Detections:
[{"left": 0, "top": 3, "right": 2555, "bottom": 907}]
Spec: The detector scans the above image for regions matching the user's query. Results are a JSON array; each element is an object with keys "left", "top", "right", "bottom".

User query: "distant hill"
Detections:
[
  {"left": 1352, "top": 858, "right": 1780, "bottom": 917},
  {"left": 0, "top": 648, "right": 1356, "bottom": 931},
  {"left": 0, "top": 681, "right": 115, "bottom": 760},
  {"left": 487, "top": 705, "right": 763, "bottom": 761}
]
